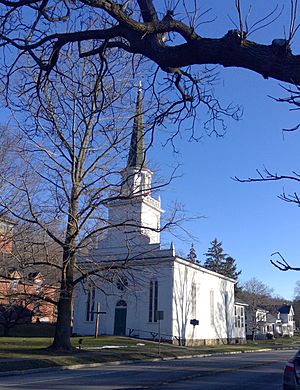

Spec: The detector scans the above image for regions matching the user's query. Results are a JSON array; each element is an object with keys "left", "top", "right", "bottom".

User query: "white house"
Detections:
[
  {"left": 276, "top": 305, "right": 295, "bottom": 337},
  {"left": 245, "top": 306, "right": 274, "bottom": 340},
  {"left": 234, "top": 299, "right": 247, "bottom": 340},
  {"left": 73, "top": 86, "right": 246, "bottom": 345},
  {"left": 244, "top": 304, "right": 295, "bottom": 339}
]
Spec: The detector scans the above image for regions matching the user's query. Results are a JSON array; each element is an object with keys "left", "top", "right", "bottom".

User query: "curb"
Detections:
[{"left": 0, "top": 347, "right": 296, "bottom": 378}]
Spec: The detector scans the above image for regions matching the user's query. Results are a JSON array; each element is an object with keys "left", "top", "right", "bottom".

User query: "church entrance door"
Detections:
[{"left": 113, "top": 300, "right": 127, "bottom": 336}]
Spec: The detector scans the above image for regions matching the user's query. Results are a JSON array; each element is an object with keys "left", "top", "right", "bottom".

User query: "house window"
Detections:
[
  {"left": 234, "top": 306, "right": 243, "bottom": 328},
  {"left": 241, "top": 307, "right": 244, "bottom": 327},
  {"left": 148, "top": 280, "right": 158, "bottom": 322},
  {"left": 237, "top": 313, "right": 241, "bottom": 328},
  {"left": 234, "top": 306, "right": 238, "bottom": 327},
  {"left": 86, "top": 287, "right": 95, "bottom": 322},
  {"left": 35, "top": 281, "right": 42, "bottom": 292},
  {"left": 33, "top": 301, "right": 40, "bottom": 314},
  {"left": 10, "top": 280, "right": 18, "bottom": 290},
  {"left": 210, "top": 290, "right": 214, "bottom": 325}
]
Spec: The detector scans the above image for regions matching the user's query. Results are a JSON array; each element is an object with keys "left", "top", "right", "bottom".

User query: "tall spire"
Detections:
[{"left": 127, "top": 81, "right": 147, "bottom": 169}]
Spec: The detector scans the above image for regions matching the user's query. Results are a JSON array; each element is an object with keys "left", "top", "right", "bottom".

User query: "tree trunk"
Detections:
[
  {"left": 50, "top": 243, "right": 76, "bottom": 351},
  {"left": 50, "top": 177, "right": 79, "bottom": 351},
  {"left": 50, "top": 287, "right": 73, "bottom": 351}
]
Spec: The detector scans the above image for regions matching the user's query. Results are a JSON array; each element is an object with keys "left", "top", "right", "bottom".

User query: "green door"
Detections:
[{"left": 114, "top": 300, "right": 127, "bottom": 336}]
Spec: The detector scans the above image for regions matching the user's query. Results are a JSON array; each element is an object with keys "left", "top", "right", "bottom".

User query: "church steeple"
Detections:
[
  {"left": 120, "top": 81, "right": 153, "bottom": 197},
  {"left": 127, "top": 81, "right": 146, "bottom": 169},
  {"left": 105, "top": 82, "right": 163, "bottom": 246}
]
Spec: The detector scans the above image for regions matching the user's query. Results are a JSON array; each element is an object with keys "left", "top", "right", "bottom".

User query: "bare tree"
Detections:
[
  {"left": 0, "top": 272, "right": 56, "bottom": 336},
  {"left": 0, "top": 50, "right": 181, "bottom": 350},
  {"left": 294, "top": 280, "right": 300, "bottom": 300},
  {"left": 292, "top": 281, "right": 300, "bottom": 327},
  {"left": 0, "top": 1, "right": 299, "bottom": 87},
  {"left": 0, "top": 302, "right": 33, "bottom": 337},
  {"left": 1, "top": 0, "right": 300, "bottom": 348},
  {"left": 238, "top": 277, "right": 274, "bottom": 340},
  {"left": 3, "top": 1, "right": 300, "bottom": 139}
]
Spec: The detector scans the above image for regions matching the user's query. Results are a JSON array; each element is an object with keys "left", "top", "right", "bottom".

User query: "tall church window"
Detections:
[
  {"left": 148, "top": 280, "right": 158, "bottom": 322},
  {"left": 86, "top": 287, "right": 95, "bottom": 322},
  {"left": 191, "top": 283, "right": 196, "bottom": 318},
  {"left": 148, "top": 281, "right": 153, "bottom": 322},
  {"left": 210, "top": 290, "right": 214, "bottom": 325},
  {"left": 224, "top": 291, "right": 228, "bottom": 309}
]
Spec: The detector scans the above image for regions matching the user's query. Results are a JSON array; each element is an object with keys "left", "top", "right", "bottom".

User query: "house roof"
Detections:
[
  {"left": 278, "top": 305, "right": 293, "bottom": 314},
  {"left": 256, "top": 307, "right": 269, "bottom": 313},
  {"left": 234, "top": 298, "right": 248, "bottom": 306}
]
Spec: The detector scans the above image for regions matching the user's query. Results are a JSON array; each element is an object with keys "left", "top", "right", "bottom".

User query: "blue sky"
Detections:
[
  {"left": 149, "top": 0, "right": 300, "bottom": 300},
  {"left": 1, "top": 0, "right": 299, "bottom": 300}
]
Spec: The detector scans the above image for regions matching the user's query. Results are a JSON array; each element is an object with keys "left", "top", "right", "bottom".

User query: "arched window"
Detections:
[{"left": 116, "top": 300, "right": 127, "bottom": 307}]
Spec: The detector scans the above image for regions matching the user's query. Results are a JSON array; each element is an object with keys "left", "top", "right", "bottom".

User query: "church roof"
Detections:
[{"left": 127, "top": 82, "right": 147, "bottom": 169}]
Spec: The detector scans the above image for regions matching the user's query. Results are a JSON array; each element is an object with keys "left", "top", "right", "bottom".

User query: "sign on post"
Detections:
[
  {"left": 190, "top": 319, "right": 199, "bottom": 327},
  {"left": 155, "top": 310, "right": 164, "bottom": 355}
]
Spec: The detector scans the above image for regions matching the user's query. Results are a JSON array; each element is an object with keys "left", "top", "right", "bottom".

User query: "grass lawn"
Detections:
[{"left": 0, "top": 334, "right": 299, "bottom": 373}]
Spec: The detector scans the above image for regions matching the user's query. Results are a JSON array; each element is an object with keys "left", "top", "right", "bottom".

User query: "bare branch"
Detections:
[{"left": 270, "top": 252, "right": 300, "bottom": 272}]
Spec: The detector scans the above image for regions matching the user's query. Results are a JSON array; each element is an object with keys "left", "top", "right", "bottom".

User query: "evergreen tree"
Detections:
[
  {"left": 204, "top": 239, "right": 241, "bottom": 281},
  {"left": 187, "top": 243, "right": 198, "bottom": 264},
  {"left": 223, "top": 256, "right": 242, "bottom": 280},
  {"left": 203, "top": 238, "right": 226, "bottom": 275}
]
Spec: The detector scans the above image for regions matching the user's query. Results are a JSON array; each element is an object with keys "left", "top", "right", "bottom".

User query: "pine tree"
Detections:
[
  {"left": 223, "top": 256, "right": 242, "bottom": 280},
  {"left": 187, "top": 243, "right": 198, "bottom": 264},
  {"left": 203, "top": 238, "right": 226, "bottom": 275},
  {"left": 204, "top": 239, "right": 241, "bottom": 281}
]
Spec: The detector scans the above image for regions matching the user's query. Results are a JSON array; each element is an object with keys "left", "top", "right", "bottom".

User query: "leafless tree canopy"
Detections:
[
  {"left": 2, "top": 1, "right": 300, "bottom": 136},
  {"left": 0, "top": 47, "right": 188, "bottom": 350},
  {"left": 1, "top": 0, "right": 300, "bottom": 348},
  {"left": 1, "top": 0, "right": 300, "bottom": 84}
]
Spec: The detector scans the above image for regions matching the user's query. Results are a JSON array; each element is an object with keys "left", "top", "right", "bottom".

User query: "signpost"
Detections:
[
  {"left": 190, "top": 319, "right": 199, "bottom": 347},
  {"left": 156, "top": 310, "right": 164, "bottom": 355}
]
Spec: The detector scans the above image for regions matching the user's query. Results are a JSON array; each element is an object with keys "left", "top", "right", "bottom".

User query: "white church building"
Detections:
[{"left": 73, "top": 87, "right": 246, "bottom": 345}]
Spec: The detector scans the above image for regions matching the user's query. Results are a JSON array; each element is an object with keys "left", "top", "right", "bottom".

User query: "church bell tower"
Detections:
[{"left": 105, "top": 83, "right": 163, "bottom": 249}]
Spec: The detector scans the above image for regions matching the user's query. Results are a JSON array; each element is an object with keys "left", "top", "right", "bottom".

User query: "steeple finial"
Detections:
[{"left": 127, "top": 82, "right": 146, "bottom": 169}]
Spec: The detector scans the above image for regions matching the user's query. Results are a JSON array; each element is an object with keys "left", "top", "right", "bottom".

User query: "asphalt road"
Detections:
[{"left": 0, "top": 350, "right": 294, "bottom": 390}]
